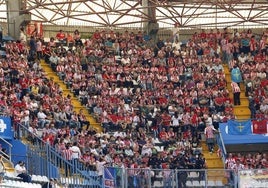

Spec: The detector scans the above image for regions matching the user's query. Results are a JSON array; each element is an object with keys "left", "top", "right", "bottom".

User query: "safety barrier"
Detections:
[
  {"left": 16, "top": 123, "right": 268, "bottom": 188},
  {"left": 17, "top": 123, "right": 102, "bottom": 188},
  {"left": 216, "top": 130, "right": 227, "bottom": 165},
  {"left": 103, "top": 167, "right": 237, "bottom": 188}
]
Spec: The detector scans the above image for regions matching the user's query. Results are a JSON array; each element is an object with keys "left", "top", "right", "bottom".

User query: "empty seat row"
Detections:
[
  {"left": 31, "top": 174, "right": 49, "bottom": 183},
  {"left": 186, "top": 180, "right": 224, "bottom": 187},
  {"left": 5, "top": 172, "right": 49, "bottom": 183},
  {"left": 0, "top": 179, "right": 42, "bottom": 188}
]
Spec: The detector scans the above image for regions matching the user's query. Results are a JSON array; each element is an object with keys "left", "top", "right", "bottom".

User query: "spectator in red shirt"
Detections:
[
  {"left": 56, "top": 30, "right": 66, "bottom": 44},
  {"left": 161, "top": 110, "right": 171, "bottom": 127},
  {"left": 93, "top": 30, "right": 101, "bottom": 40},
  {"left": 158, "top": 128, "right": 169, "bottom": 147}
]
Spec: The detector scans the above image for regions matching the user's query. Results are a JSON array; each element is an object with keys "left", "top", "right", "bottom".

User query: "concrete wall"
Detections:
[{"left": 6, "top": 0, "right": 31, "bottom": 40}]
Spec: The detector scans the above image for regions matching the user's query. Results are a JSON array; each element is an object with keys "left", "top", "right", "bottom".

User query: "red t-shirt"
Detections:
[
  {"left": 161, "top": 114, "right": 171, "bottom": 126},
  {"left": 159, "top": 131, "right": 167, "bottom": 140},
  {"left": 56, "top": 32, "right": 66, "bottom": 40}
]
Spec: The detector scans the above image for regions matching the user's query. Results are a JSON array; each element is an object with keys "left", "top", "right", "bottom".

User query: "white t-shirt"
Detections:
[
  {"left": 37, "top": 111, "right": 47, "bottom": 119},
  {"left": 171, "top": 116, "right": 180, "bottom": 126},
  {"left": 70, "top": 146, "right": 81, "bottom": 159},
  {"left": 15, "top": 164, "right": 26, "bottom": 176},
  {"left": 96, "top": 161, "right": 106, "bottom": 176}
]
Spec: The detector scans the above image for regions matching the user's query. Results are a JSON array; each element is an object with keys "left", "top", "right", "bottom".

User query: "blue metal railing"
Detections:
[
  {"left": 17, "top": 123, "right": 102, "bottom": 188},
  {"left": 217, "top": 128, "right": 227, "bottom": 166},
  {"left": 0, "top": 136, "right": 12, "bottom": 161}
]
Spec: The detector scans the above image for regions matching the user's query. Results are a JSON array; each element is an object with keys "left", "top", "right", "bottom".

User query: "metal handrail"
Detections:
[
  {"left": 218, "top": 129, "right": 227, "bottom": 166},
  {"left": 0, "top": 150, "right": 10, "bottom": 160},
  {"left": 106, "top": 167, "right": 238, "bottom": 188},
  {"left": 17, "top": 123, "right": 101, "bottom": 187},
  {"left": 0, "top": 136, "right": 12, "bottom": 161}
]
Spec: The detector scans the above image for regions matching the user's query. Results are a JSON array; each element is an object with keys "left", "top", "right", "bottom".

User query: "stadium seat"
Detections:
[
  {"left": 200, "top": 180, "right": 206, "bottom": 186},
  {"left": 186, "top": 180, "right": 192, "bottom": 187},
  {"left": 215, "top": 180, "right": 224, "bottom": 187},
  {"left": 188, "top": 171, "right": 199, "bottom": 181},
  {"left": 0, "top": 180, "right": 42, "bottom": 188},
  {"left": 153, "top": 180, "right": 163, "bottom": 187},
  {"left": 41, "top": 176, "right": 49, "bottom": 182},
  {"left": 207, "top": 180, "right": 215, "bottom": 187},
  {"left": 192, "top": 180, "right": 202, "bottom": 187}
]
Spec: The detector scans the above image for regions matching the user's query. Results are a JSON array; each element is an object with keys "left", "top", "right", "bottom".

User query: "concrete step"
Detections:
[
  {"left": 207, "top": 170, "right": 228, "bottom": 183},
  {"left": 3, "top": 158, "right": 14, "bottom": 172},
  {"left": 201, "top": 142, "right": 224, "bottom": 169},
  {"left": 226, "top": 76, "right": 231, "bottom": 83},
  {"left": 3, "top": 162, "right": 13, "bottom": 171},
  {"left": 206, "top": 160, "right": 224, "bottom": 169},
  {"left": 227, "top": 85, "right": 246, "bottom": 93},
  {"left": 233, "top": 106, "right": 251, "bottom": 115},
  {"left": 203, "top": 152, "right": 220, "bottom": 160},
  {"left": 236, "top": 115, "right": 251, "bottom": 120},
  {"left": 207, "top": 170, "right": 225, "bottom": 177},
  {"left": 229, "top": 98, "right": 249, "bottom": 106},
  {"left": 229, "top": 95, "right": 248, "bottom": 102}
]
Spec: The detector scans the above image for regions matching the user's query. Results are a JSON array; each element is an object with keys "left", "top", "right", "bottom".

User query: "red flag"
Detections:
[{"left": 252, "top": 120, "right": 268, "bottom": 134}]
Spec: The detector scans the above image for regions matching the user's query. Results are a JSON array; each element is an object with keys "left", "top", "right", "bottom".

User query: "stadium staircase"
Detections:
[
  {"left": 196, "top": 63, "right": 251, "bottom": 185},
  {"left": 201, "top": 140, "right": 227, "bottom": 185},
  {"left": 2, "top": 157, "right": 15, "bottom": 174},
  {"left": 40, "top": 60, "right": 102, "bottom": 132},
  {"left": 223, "top": 64, "right": 251, "bottom": 120}
]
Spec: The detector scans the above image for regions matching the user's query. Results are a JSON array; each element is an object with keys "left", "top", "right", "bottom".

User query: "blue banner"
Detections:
[
  {"left": 228, "top": 119, "right": 252, "bottom": 135},
  {"left": 104, "top": 167, "right": 116, "bottom": 188},
  {"left": 231, "top": 68, "right": 242, "bottom": 83},
  {"left": 0, "top": 117, "right": 13, "bottom": 140}
]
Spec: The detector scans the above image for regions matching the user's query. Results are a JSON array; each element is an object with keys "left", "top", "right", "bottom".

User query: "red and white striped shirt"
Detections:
[
  {"left": 204, "top": 125, "right": 216, "bottom": 139},
  {"left": 62, "top": 148, "right": 73, "bottom": 161},
  {"left": 231, "top": 82, "right": 240, "bottom": 93}
]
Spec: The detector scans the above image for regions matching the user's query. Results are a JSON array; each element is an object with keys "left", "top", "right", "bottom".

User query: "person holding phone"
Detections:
[{"left": 15, "top": 161, "right": 31, "bottom": 182}]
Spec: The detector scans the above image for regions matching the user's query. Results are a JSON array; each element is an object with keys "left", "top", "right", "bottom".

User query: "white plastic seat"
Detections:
[
  {"left": 186, "top": 181, "right": 192, "bottom": 187},
  {"left": 207, "top": 180, "right": 215, "bottom": 187},
  {"left": 192, "top": 180, "right": 201, "bottom": 187},
  {"left": 41, "top": 175, "right": 49, "bottom": 182},
  {"left": 153, "top": 181, "right": 163, "bottom": 187},
  {"left": 215, "top": 180, "right": 223, "bottom": 186},
  {"left": 31, "top": 174, "right": 37, "bottom": 181},
  {"left": 200, "top": 180, "right": 206, "bottom": 186},
  {"left": 37, "top": 175, "right": 43, "bottom": 182},
  {"left": 32, "top": 183, "right": 42, "bottom": 188},
  {"left": 189, "top": 171, "right": 199, "bottom": 178}
]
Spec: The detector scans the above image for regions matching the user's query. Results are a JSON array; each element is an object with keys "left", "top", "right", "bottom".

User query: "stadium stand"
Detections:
[{"left": 0, "top": 25, "right": 267, "bottom": 188}]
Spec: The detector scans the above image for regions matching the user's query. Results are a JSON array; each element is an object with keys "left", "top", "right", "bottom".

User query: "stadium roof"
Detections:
[{"left": 1, "top": 0, "right": 268, "bottom": 29}]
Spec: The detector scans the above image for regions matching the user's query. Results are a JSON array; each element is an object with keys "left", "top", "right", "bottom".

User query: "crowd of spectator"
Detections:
[
  {"left": 225, "top": 152, "right": 268, "bottom": 185},
  {"left": 42, "top": 28, "right": 237, "bottom": 175},
  {"left": 0, "top": 26, "right": 268, "bottom": 186},
  {"left": 225, "top": 152, "right": 268, "bottom": 171}
]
